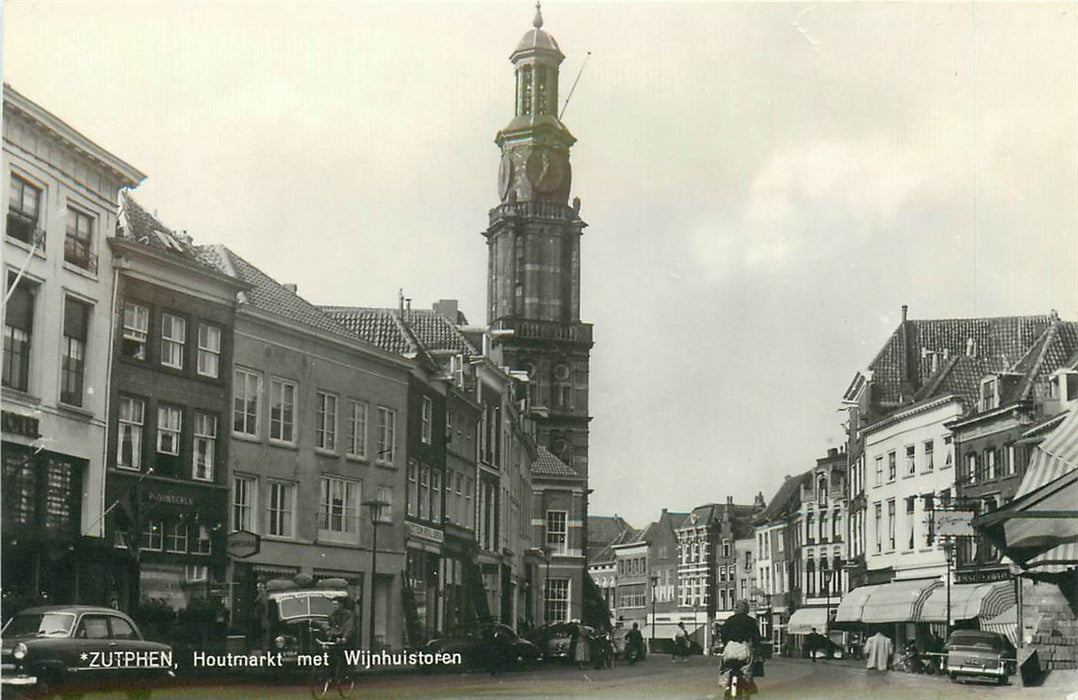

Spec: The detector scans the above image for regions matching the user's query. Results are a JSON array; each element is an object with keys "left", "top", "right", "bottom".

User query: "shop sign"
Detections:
[
  {"left": 2, "top": 410, "right": 40, "bottom": 438},
  {"left": 407, "top": 521, "right": 445, "bottom": 544},
  {"left": 935, "top": 510, "right": 976, "bottom": 538},
  {"left": 146, "top": 491, "right": 195, "bottom": 507},
  {"left": 227, "top": 530, "right": 261, "bottom": 558}
]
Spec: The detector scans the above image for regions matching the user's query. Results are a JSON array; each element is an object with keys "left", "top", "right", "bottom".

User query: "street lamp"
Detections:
[
  {"left": 362, "top": 499, "right": 389, "bottom": 651},
  {"left": 943, "top": 538, "right": 955, "bottom": 635},
  {"left": 649, "top": 572, "right": 659, "bottom": 650}
]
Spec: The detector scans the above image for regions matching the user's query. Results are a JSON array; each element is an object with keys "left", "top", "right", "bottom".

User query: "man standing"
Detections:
[
  {"left": 719, "top": 600, "right": 761, "bottom": 693},
  {"left": 863, "top": 630, "right": 894, "bottom": 687}
]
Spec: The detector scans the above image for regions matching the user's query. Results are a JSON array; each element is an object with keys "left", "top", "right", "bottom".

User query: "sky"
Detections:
[{"left": 5, "top": 2, "right": 1077, "bottom": 528}]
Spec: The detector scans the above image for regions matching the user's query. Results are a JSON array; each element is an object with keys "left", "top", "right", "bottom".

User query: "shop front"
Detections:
[{"left": 406, "top": 521, "right": 444, "bottom": 642}]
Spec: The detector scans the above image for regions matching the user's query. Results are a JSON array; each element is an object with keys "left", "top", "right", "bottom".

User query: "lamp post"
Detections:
[
  {"left": 943, "top": 538, "right": 955, "bottom": 636},
  {"left": 362, "top": 499, "right": 389, "bottom": 651},
  {"left": 822, "top": 567, "right": 833, "bottom": 639},
  {"left": 650, "top": 572, "right": 659, "bottom": 651},
  {"left": 543, "top": 545, "right": 551, "bottom": 624}
]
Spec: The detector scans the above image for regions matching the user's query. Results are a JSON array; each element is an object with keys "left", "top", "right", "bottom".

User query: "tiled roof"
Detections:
[
  {"left": 587, "top": 515, "right": 634, "bottom": 549},
  {"left": 194, "top": 245, "right": 349, "bottom": 337},
  {"left": 867, "top": 315, "right": 1055, "bottom": 406},
  {"left": 592, "top": 527, "right": 642, "bottom": 564},
  {"left": 117, "top": 194, "right": 218, "bottom": 273},
  {"left": 755, "top": 471, "right": 812, "bottom": 524},
  {"left": 320, "top": 307, "right": 479, "bottom": 358},
  {"left": 531, "top": 445, "right": 579, "bottom": 478}
]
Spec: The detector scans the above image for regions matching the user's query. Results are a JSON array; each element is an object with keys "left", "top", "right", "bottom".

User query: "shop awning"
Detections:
[
  {"left": 980, "top": 606, "right": 1019, "bottom": 647},
  {"left": 787, "top": 607, "right": 829, "bottom": 635},
  {"left": 834, "top": 579, "right": 940, "bottom": 625},
  {"left": 833, "top": 585, "right": 873, "bottom": 625},
  {"left": 975, "top": 410, "right": 1078, "bottom": 571},
  {"left": 919, "top": 581, "right": 1015, "bottom": 622}
]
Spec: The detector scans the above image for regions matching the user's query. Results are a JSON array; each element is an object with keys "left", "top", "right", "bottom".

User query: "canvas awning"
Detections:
[
  {"left": 787, "top": 607, "right": 829, "bottom": 635},
  {"left": 975, "top": 410, "right": 1078, "bottom": 571},
  {"left": 980, "top": 606, "right": 1019, "bottom": 647},
  {"left": 919, "top": 581, "right": 1015, "bottom": 622},
  {"left": 834, "top": 579, "right": 940, "bottom": 625}
]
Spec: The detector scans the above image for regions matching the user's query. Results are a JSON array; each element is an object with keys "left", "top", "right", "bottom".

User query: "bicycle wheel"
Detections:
[
  {"left": 309, "top": 665, "right": 332, "bottom": 700},
  {"left": 337, "top": 672, "right": 356, "bottom": 699}
]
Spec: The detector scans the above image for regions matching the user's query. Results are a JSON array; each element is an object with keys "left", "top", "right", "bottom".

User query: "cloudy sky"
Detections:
[{"left": 6, "top": 2, "right": 1077, "bottom": 527}]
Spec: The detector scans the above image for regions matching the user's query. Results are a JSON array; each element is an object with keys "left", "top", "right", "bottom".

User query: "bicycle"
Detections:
[
  {"left": 722, "top": 659, "right": 760, "bottom": 698},
  {"left": 309, "top": 636, "right": 355, "bottom": 699}
]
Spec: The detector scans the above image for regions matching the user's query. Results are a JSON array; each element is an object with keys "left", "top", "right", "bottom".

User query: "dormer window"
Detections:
[
  {"left": 1050, "top": 369, "right": 1078, "bottom": 402},
  {"left": 980, "top": 376, "right": 999, "bottom": 412}
]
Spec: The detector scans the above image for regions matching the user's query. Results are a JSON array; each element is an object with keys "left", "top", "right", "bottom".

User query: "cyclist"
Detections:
[{"left": 719, "top": 599, "right": 761, "bottom": 694}]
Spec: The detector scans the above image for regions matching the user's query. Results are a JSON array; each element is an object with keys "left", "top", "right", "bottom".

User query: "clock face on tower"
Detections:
[
  {"left": 498, "top": 153, "right": 514, "bottom": 201},
  {"left": 526, "top": 149, "right": 569, "bottom": 194}
]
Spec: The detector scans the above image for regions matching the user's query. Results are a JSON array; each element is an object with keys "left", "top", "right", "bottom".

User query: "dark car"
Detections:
[
  {"left": 945, "top": 630, "right": 1017, "bottom": 685},
  {"left": 525, "top": 622, "right": 578, "bottom": 662},
  {"left": 1, "top": 606, "right": 173, "bottom": 699},
  {"left": 423, "top": 623, "right": 541, "bottom": 671}
]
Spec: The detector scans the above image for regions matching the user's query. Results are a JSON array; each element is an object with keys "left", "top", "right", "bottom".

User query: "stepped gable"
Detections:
[{"left": 194, "top": 245, "right": 347, "bottom": 337}]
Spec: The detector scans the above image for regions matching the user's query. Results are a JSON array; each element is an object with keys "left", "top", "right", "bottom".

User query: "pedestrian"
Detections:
[
  {"left": 673, "top": 622, "right": 689, "bottom": 662},
  {"left": 863, "top": 630, "right": 894, "bottom": 688},
  {"left": 575, "top": 624, "right": 592, "bottom": 669}
]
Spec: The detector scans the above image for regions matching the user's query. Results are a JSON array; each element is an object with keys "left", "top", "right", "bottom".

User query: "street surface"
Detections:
[{"left": 77, "top": 656, "right": 1076, "bottom": 700}]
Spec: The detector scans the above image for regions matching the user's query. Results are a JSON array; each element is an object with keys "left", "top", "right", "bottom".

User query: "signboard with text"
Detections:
[
  {"left": 935, "top": 509, "right": 976, "bottom": 538},
  {"left": 227, "top": 530, "right": 261, "bottom": 558}
]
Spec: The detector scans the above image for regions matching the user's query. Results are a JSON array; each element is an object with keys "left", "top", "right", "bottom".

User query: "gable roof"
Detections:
[
  {"left": 194, "top": 245, "right": 352, "bottom": 337},
  {"left": 587, "top": 514, "right": 634, "bottom": 549},
  {"left": 755, "top": 471, "right": 813, "bottom": 525},
  {"left": 117, "top": 194, "right": 220, "bottom": 274},
  {"left": 320, "top": 306, "right": 479, "bottom": 359},
  {"left": 531, "top": 445, "right": 578, "bottom": 478}
]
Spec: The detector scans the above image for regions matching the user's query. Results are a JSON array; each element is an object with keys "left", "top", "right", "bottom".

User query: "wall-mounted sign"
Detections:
[
  {"left": 2, "top": 411, "right": 40, "bottom": 438},
  {"left": 407, "top": 521, "right": 445, "bottom": 544},
  {"left": 227, "top": 530, "right": 261, "bottom": 558},
  {"left": 146, "top": 491, "right": 195, "bottom": 507},
  {"left": 935, "top": 510, "right": 976, "bottom": 538}
]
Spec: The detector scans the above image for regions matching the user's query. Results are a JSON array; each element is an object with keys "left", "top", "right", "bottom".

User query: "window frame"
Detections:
[
  {"left": 7, "top": 174, "right": 43, "bottom": 245},
  {"left": 156, "top": 405, "right": 183, "bottom": 456},
  {"left": 159, "top": 312, "right": 186, "bottom": 370},
  {"left": 233, "top": 368, "right": 261, "bottom": 438},
  {"left": 346, "top": 399, "right": 368, "bottom": 459},
  {"left": 269, "top": 377, "right": 297, "bottom": 444},
  {"left": 232, "top": 474, "right": 257, "bottom": 533},
  {"left": 376, "top": 406, "right": 396, "bottom": 465},
  {"left": 267, "top": 480, "right": 296, "bottom": 538},
  {"left": 318, "top": 475, "right": 361, "bottom": 542},
  {"left": 60, "top": 297, "right": 90, "bottom": 406},
  {"left": 116, "top": 396, "right": 145, "bottom": 470},
  {"left": 196, "top": 323, "right": 221, "bottom": 378},
  {"left": 121, "top": 301, "right": 150, "bottom": 361},
  {"left": 64, "top": 206, "right": 96, "bottom": 271},
  {"left": 545, "top": 509, "right": 568, "bottom": 555},
  {"left": 315, "top": 391, "right": 338, "bottom": 452},
  {"left": 420, "top": 396, "right": 432, "bottom": 445},
  {"left": 192, "top": 412, "right": 217, "bottom": 481}
]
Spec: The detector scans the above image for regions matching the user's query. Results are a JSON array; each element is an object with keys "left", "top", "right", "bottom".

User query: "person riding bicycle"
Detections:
[
  {"left": 719, "top": 599, "right": 761, "bottom": 694},
  {"left": 625, "top": 622, "right": 645, "bottom": 662},
  {"left": 322, "top": 596, "right": 357, "bottom": 674}
]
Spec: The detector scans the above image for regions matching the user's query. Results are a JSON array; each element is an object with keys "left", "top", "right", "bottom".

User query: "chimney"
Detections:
[
  {"left": 828, "top": 447, "right": 839, "bottom": 458},
  {"left": 966, "top": 337, "right": 976, "bottom": 357},
  {"left": 726, "top": 495, "right": 733, "bottom": 505},
  {"left": 901, "top": 304, "right": 908, "bottom": 323},
  {"left": 433, "top": 299, "right": 459, "bottom": 322},
  {"left": 283, "top": 283, "right": 298, "bottom": 294}
]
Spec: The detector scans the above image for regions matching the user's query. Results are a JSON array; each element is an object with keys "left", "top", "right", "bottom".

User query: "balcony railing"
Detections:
[
  {"left": 489, "top": 200, "right": 575, "bottom": 223},
  {"left": 64, "top": 236, "right": 98, "bottom": 273},
  {"left": 491, "top": 318, "right": 593, "bottom": 345}
]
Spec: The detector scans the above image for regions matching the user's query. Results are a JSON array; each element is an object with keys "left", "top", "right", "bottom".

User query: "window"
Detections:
[
  {"left": 722, "top": 538, "right": 731, "bottom": 558},
  {"left": 906, "top": 445, "right": 916, "bottom": 476},
  {"left": 121, "top": 302, "right": 149, "bottom": 360},
  {"left": 943, "top": 436, "right": 954, "bottom": 469},
  {"left": 3, "top": 275, "right": 35, "bottom": 391},
  {"left": 924, "top": 494, "right": 935, "bottom": 546},
  {"left": 376, "top": 485, "right": 392, "bottom": 523},
  {"left": 166, "top": 521, "right": 188, "bottom": 553},
  {"left": 376, "top": 407, "right": 396, "bottom": 464},
  {"left": 160, "top": 313, "right": 186, "bottom": 369},
  {"left": 318, "top": 476, "right": 360, "bottom": 539},
  {"left": 464, "top": 476, "right": 474, "bottom": 528},
  {"left": 923, "top": 440, "right": 934, "bottom": 472},
  {"left": 1006, "top": 444, "right": 1017, "bottom": 476},
  {"left": 806, "top": 558, "right": 816, "bottom": 596},
  {"left": 544, "top": 578, "right": 569, "bottom": 623},
  {"left": 980, "top": 377, "right": 998, "bottom": 412},
  {"left": 192, "top": 525, "right": 211, "bottom": 554},
  {"left": 109, "top": 616, "right": 136, "bottom": 640},
  {"left": 141, "top": 520, "right": 163, "bottom": 551},
  {"left": 874, "top": 456, "right": 883, "bottom": 487},
  {"left": 874, "top": 503, "right": 882, "bottom": 553},
  {"left": 8, "top": 174, "right": 41, "bottom": 244},
  {"left": 887, "top": 451, "right": 896, "bottom": 482},
  {"left": 431, "top": 470, "right": 442, "bottom": 523},
  {"left": 905, "top": 497, "right": 916, "bottom": 550},
  {"left": 60, "top": 298, "right": 90, "bottom": 405},
  {"left": 421, "top": 396, "right": 432, "bottom": 444},
  {"left": 546, "top": 510, "right": 568, "bottom": 554},
  {"left": 77, "top": 616, "right": 110, "bottom": 640},
  {"left": 887, "top": 499, "right": 896, "bottom": 551},
  {"left": 192, "top": 413, "right": 217, "bottom": 481},
  {"left": 806, "top": 512, "right": 815, "bottom": 544},
  {"left": 268, "top": 481, "right": 295, "bottom": 537},
  {"left": 407, "top": 462, "right": 417, "bottom": 517},
  {"left": 985, "top": 448, "right": 997, "bottom": 481},
  {"left": 269, "top": 379, "right": 296, "bottom": 443},
  {"left": 966, "top": 453, "right": 978, "bottom": 484},
  {"left": 156, "top": 406, "right": 182, "bottom": 455},
  {"left": 64, "top": 207, "right": 95, "bottom": 270},
  {"left": 820, "top": 511, "right": 829, "bottom": 543},
  {"left": 185, "top": 565, "right": 209, "bottom": 582},
  {"left": 117, "top": 397, "right": 145, "bottom": 469},
  {"left": 197, "top": 324, "right": 221, "bottom": 377},
  {"left": 233, "top": 368, "right": 260, "bottom": 436},
  {"left": 347, "top": 400, "right": 368, "bottom": 457},
  {"left": 232, "top": 475, "right": 256, "bottom": 532}
]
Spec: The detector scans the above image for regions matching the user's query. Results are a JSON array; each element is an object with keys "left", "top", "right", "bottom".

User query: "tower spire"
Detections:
[{"left": 533, "top": 2, "right": 543, "bottom": 29}]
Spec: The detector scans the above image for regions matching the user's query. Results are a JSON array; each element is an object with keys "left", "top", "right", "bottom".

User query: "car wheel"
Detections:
[{"left": 948, "top": 673, "right": 957, "bottom": 683}]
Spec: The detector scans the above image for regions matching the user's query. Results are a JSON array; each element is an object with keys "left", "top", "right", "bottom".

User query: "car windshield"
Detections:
[
  {"left": 273, "top": 591, "right": 345, "bottom": 620},
  {"left": 2, "top": 612, "right": 77, "bottom": 638},
  {"left": 949, "top": 633, "right": 1003, "bottom": 651}
]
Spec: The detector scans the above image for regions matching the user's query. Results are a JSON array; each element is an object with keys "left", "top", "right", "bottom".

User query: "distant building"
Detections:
[
  {"left": 754, "top": 474, "right": 810, "bottom": 654},
  {"left": 3, "top": 85, "right": 144, "bottom": 607}
]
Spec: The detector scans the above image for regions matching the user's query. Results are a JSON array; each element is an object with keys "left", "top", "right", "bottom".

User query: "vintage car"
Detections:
[
  {"left": 260, "top": 578, "right": 353, "bottom": 667},
  {"left": 525, "top": 621, "right": 581, "bottom": 662},
  {"left": 945, "top": 629, "right": 1017, "bottom": 684},
  {"left": 1, "top": 605, "right": 173, "bottom": 699},
  {"left": 423, "top": 623, "right": 541, "bottom": 670}
]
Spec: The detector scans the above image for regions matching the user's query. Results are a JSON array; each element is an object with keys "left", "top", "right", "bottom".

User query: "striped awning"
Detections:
[
  {"left": 974, "top": 409, "right": 1078, "bottom": 571},
  {"left": 919, "top": 581, "right": 1015, "bottom": 622},
  {"left": 980, "top": 605, "right": 1019, "bottom": 647},
  {"left": 833, "top": 579, "right": 940, "bottom": 625}
]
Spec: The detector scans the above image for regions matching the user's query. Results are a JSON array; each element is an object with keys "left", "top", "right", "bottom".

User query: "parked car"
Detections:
[
  {"left": 423, "top": 623, "right": 541, "bottom": 671},
  {"left": 525, "top": 622, "right": 578, "bottom": 662},
  {"left": 1, "top": 605, "right": 173, "bottom": 699},
  {"left": 945, "top": 629, "right": 1017, "bottom": 685}
]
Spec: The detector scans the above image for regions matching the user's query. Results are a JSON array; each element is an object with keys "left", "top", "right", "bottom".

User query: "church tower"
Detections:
[{"left": 486, "top": 3, "right": 592, "bottom": 483}]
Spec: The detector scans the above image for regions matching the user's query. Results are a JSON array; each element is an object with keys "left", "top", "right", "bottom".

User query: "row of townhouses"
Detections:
[
  {"left": 2, "top": 7, "right": 603, "bottom": 651},
  {"left": 587, "top": 309, "right": 1078, "bottom": 669}
]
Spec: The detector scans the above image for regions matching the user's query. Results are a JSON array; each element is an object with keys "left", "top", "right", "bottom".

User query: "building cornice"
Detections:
[{"left": 861, "top": 394, "right": 962, "bottom": 436}]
